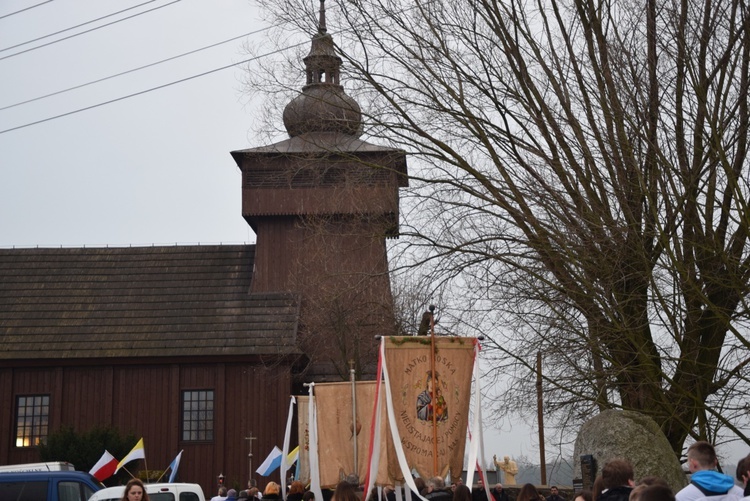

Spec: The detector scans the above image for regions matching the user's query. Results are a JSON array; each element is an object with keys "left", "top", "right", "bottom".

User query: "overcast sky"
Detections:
[
  {"left": 2, "top": 0, "right": 746, "bottom": 472},
  {"left": 0, "top": 0, "right": 261, "bottom": 248}
]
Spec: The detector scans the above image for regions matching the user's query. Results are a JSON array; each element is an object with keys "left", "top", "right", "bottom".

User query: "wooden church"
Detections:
[{"left": 0, "top": 1, "right": 407, "bottom": 492}]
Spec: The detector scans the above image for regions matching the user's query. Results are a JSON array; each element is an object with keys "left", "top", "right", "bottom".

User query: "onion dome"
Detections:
[{"left": 282, "top": 0, "right": 363, "bottom": 137}]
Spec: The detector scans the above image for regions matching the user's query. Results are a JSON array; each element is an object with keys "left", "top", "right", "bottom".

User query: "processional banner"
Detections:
[
  {"left": 314, "top": 381, "right": 389, "bottom": 487},
  {"left": 296, "top": 396, "right": 311, "bottom": 484},
  {"left": 383, "top": 336, "right": 476, "bottom": 480}
]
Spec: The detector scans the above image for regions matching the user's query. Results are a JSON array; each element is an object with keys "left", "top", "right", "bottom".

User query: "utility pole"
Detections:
[
  {"left": 536, "top": 352, "right": 547, "bottom": 485},
  {"left": 245, "top": 433, "right": 257, "bottom": 486},
  {"left": 349, "top": 359, "right": 358, "bottom": 480}
]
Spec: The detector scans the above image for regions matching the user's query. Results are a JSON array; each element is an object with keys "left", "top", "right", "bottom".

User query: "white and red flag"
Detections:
[{"left": 89, "top": 450, "right": 118, "bottom": 481}]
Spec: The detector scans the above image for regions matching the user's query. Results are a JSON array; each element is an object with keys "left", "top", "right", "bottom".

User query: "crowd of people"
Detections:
[
  {"left": 190, "top": 441, "right": 750, "bottom": 501},
  {"left": 207, "top": 481, "right": 313, "bottom": 501},
  {"left": 577, "top": 441, "right": 749, "bottom": 501}
]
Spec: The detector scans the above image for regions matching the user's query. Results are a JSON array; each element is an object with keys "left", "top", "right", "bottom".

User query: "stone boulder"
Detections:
[{"left": 573, "top": 409, "right": 686, "bottom": 492}]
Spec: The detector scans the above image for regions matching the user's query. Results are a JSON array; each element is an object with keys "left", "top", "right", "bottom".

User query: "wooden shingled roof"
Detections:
[{"left": 0, "top": 245, "right": 302, "bottom": 361}]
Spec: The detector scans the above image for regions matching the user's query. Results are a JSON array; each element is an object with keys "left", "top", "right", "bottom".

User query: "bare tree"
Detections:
[{"left": 247, "top": 0, "right": 750, "bottom": 456}]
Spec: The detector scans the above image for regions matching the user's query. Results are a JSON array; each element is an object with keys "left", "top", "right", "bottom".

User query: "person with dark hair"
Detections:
[
  {"left": 572, "top": 490, "right": 592, "bottom": 501},
  {"left": 735, "top": 453, "right": 750, "bottom": 497},
  {"left": 331, "top": 481, "right": 358, "bottom": 501},
  {"left": 676, "top": 442, "right": 743, "bottom": 501},
  {"left": 516, "top": 484, "right": 542, "bottom": 501},
  {"left": 547, "top": 486, "right": 565, "bottom": 501},
  {"left": 303, "top": 491, "right": 315, "bottom": 501},
  {"left": 120, "top": 479, "right": 150, "bottom": 501},
  {"left": 472, "top": 480, "right": 488, "bottom": 501},
  {"left": 637, "top": 477, "right": 670, "bottom": 488},
  {"left": 630, "top": 476, "right": 671, "bottom": 501},
  {"left": 598, "top": 459, "right": 634, "bottom": 501},
  {"left": 454, "top": 485, "right": 472, "bottom": 501},
  {"left": 592, "top": 476, "right": 605, "bottom": 501},
  {"left": 639, "top": 485, "right": 675, "bottom": 501},
  {"left": 413, "top": 477, "right": 427, "bottom": 497}
]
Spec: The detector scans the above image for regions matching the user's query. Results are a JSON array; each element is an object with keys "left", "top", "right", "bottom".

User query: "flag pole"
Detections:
[
  {"left": 155, "top": 468, "right": 167, "bottom": 483},
  {"left": 429, "top": 305, "right": 438, "bottom": 477},
  {"left": 122, "top": 466, "right": 136, "bottom": 480},
  {"left": 349, "top": 359, "right": 359, "bottom": 481}
]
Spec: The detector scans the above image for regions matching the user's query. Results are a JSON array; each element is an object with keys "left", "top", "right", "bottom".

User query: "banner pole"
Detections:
[
  {"left": 429, "top": 305, "right": 438, "bottom": 477},
  {"left": 350, "top": 359, "right": 359, "bottom": 480}
]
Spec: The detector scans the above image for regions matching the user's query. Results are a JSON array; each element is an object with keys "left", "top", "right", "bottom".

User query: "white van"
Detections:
[
  {"left": 88, "top": 483, "right": 205, "bottom": 501},
  {"left": 0, "top": 462, "right": 77, "bottom": 473}
]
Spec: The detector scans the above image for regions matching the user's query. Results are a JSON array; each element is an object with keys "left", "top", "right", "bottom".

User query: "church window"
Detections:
[
  {"left": 15, "top": 394, "right": 49, "bottom": 447},
  {"left": 181, "top": 390, "right": 214, "bottom": 441}
]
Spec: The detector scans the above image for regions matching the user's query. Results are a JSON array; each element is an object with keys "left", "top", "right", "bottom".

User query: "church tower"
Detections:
[{"left": 231, "top": 0, "right": 408, "bottom": 381}]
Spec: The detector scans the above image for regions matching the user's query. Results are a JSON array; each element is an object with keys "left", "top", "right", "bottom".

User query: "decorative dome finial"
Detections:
[
  {"left": 281, "top": 0, "right": 363, "bottom": 137},
  {"left": 318, "top": 0, "right": 327, "bottom": 34}
]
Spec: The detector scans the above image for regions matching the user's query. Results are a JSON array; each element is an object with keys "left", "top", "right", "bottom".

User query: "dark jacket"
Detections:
[
  {"left": 425, "top": 490, "right": 452, "bottom": 501},
  {"left": 491, "top": 488, "right": 509, "bottom": 501},
  {"left": 598, "top": 486, "right": 633, "bottom": 501},
  {"left": 473, "top": 488, "right": 489, "bottom": 501}
]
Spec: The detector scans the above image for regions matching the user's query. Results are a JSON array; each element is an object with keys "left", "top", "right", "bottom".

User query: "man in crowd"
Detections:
[
  {"left": 676, "top": 442, "right": 743, "bottom": 501},
  {"left": 546, "top": 486, "right": 565, "bottom": 501},
  {"left": 211, "top": 487, "right": 228, "bottom": 501},
  {"left": 490, "top": 483, "right": 509, "bottom": 501},
  {"left": 472, "top": 479, "right": 488, "bottom": 501},
  {"left": 598, "top": 458, "right": 635, "bottom": 501},
  {"left": 735, "top": 453, "right": 750, "bottom": 498},
  {"left": 424, "top": 477, "right": 452, "bottom": 501}
]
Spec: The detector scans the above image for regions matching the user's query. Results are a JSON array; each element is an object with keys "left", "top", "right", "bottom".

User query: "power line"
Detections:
[
  {"left": 0, "top": 39, "right": 308, "bottom": 135},
  {"left": 0, "top": 0, "right": 157, "bottom": 52},
  {"left": 0, "top": 29, "right": 263, "bottom": 111},
  {"left": 0, "top": 0, "right": 182, "bottom": 61},
  {"left": 0, "top": 0, "right": 54, "bottom": 21},
  {"left": 0, "top": 2, "right": 399, "bottom": 135}
]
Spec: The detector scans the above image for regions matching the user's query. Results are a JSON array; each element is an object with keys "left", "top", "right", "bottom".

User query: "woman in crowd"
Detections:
[
  {"left": 120, "top": 479, "right": 150, "bottom": 501},
  {"left": 452, "top": 485, "right": 472, "bottom": 501},
  {"left": 515, "top": 483, "right": 542, "bottom": 501},
  {"left": 331, "top": 481, "right": 358, "bottom": 501},
  {"left": 573, "top": 491, "right": 592, "bottom": 501},
  {"left": 287, "top": 481, "right": 306, "bottom": 501},
  {"left": 263, "top": 482, "right": 282, "bottom": 501}
]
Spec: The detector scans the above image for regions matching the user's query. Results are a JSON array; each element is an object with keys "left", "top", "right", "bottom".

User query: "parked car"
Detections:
[
  {"left": 0, "top": 462, "right": 77, "bottom": 473},
  {"left": 0, "top": 469, "right": 102, "bottom": 501},
  {"left": 89, "top": 483, "right": 205, "bottom": 501}
]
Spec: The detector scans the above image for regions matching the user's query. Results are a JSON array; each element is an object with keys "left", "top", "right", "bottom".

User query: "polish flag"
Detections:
[{"left": 90, "top": 450, "right": 118, "bottom": 481}]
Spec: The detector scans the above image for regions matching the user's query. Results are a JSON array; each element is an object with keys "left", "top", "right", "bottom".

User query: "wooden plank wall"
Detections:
[{"left": 0, "top": 361, "right": 292, "bottom": 496}]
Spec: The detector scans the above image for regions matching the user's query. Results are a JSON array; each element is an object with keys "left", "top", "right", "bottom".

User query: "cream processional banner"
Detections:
[
  {"left": 382, "top": 336, "right": 476, "bottom": 480},
  {"left": 314, "top": 381, "right": 389, "bottom": 487}
]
